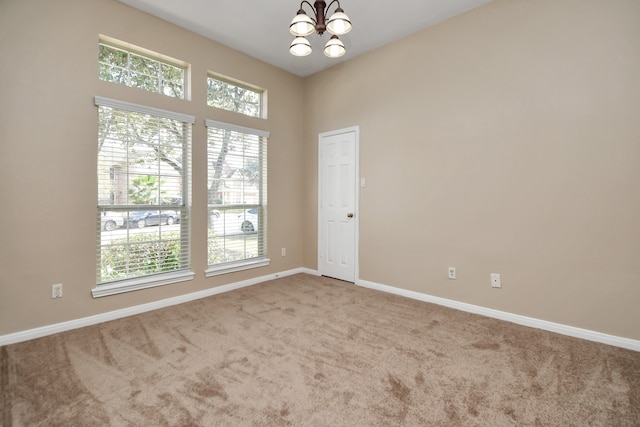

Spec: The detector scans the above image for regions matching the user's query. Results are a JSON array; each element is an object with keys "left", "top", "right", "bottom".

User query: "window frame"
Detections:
[
  {"left": 205, "top": 119, "right": 270, "bottom": 277},
  {"left": 93, "top": 96, "right": 195, "bottom": 298}
]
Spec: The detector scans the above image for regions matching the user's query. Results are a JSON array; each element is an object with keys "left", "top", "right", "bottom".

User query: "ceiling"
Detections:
[{"left": 117, "top": 0, "right": 491, "bottom": 78}]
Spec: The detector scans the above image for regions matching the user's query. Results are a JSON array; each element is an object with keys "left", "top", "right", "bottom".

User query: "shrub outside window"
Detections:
[{"left": 95, "top": 97, "right": 194, "bottom": 296}]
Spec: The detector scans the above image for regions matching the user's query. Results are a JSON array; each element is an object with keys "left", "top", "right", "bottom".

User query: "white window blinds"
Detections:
[
  {"left": 205, "top": 119, "right": 269, "bottom": 275},
  {"left": 95, "top": 96, "right": 194, "bottom": 293}
]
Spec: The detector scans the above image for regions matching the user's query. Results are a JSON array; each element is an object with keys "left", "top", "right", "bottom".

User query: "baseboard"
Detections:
[
  {"left": 297, "top": 267, "right": 320, "bottom": 276},
  {"left": 0, "top": 267, "right": 308, "bottom": 346},
  {"left": 5, "top": 271, "right": 636, "bottom": 352},
  {"left": 356, "top": 278, "right": 640, "bottom": 352}
]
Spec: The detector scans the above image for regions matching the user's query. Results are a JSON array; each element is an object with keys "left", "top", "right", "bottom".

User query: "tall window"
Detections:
[
  {"left": 95, "top": 97, "right": 194, "bottom": 296},
  {"left": 206, "top": 120, "right": 269, "bottom": 276},
  {"left": 207, "top": 74, "right": 265, "bottom": 118},
  {"left": 99, "top": 37, "right": 187, "bottom": 99}
]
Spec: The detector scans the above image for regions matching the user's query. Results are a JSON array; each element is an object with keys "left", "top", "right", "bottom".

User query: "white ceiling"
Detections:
[{"left": 117, "top": 0, "right": 491, "bottom": 77}]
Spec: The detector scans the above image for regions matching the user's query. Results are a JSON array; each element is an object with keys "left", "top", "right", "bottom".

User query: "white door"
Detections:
[{"left": 318, "top": 127, "right": 358, "bottom": 282}]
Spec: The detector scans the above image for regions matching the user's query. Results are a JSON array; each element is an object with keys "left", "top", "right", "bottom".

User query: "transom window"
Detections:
[
  {"left": 207, "top": 74, "right": 265, "bottom": 118},
  {"left": 99, "top": 37, "right": 187, "bottom": 99},
  {"left": 206, "top": 120, "right": 269, "bottom": 276},
  {"left": 95, "top": 97, "right": 194, "bottom": 296}
]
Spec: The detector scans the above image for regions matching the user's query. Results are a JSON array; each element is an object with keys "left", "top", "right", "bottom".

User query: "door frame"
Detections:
[{"left": 317, "top": 126, "right": 360, "bottom": 282}]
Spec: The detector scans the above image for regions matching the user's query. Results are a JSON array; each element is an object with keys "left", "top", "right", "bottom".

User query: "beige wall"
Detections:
[
  {"left": 303, "top": 0, "right": 640, "bottom": 340},
  {"left": 0, "top": 0, "right": 304, "bottom": 335}
]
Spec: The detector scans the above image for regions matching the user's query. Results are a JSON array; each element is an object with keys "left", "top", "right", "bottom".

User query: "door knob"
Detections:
[{"left": 347, "top": 213, "right": 354, "bottom": 218}]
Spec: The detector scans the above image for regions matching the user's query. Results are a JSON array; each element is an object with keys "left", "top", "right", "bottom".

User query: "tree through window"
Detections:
[
  {"left": 206, "top": 120, "right": 269, "bottom": 275},
  {"left": 96, "top": 97, "right": 194, "bottom": 287},
  {"left": 99, "top": 37, "right": 187, "bottom": 99},
  {"left": 207, "top": 74, "right": 265, "bottom": 118}
]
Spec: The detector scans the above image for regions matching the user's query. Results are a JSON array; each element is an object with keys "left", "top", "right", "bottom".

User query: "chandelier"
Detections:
[{"left": 289, "top": 1, "right": 352, "bottom": 58}]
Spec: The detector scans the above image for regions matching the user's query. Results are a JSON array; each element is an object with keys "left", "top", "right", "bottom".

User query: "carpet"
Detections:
[{"left": 1, "top": 274, "right": 639, "bottom": 426}]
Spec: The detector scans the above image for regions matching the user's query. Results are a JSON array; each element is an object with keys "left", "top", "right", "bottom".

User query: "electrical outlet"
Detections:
[
  {"left": 281, "top": 248, "right": 286, "bottom": 257},
  {"left": 491, "top": 273, "right": 501, "bottom": 288},
  {"left": 448, "top": 267, "right": 456, "bottom": 280},
  {"left": 52, "top": 283, "right": 63, "bottom": 299}
]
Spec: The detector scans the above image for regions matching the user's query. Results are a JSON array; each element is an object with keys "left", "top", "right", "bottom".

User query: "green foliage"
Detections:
[
  {"left": 128, "top": 175, "right": 165, "bottom": 205},
  {"left": 99, "top": 43, "right": 184, "bottom": 98},
  {"left": 207, "top": 128, "right": 263, "bottom": 204},
  {"left": 239, "top": 158, "right": 260, "bottom": 187},
  {"left": 207, "top": 77, "right": 261, "bottom": 117},
  {"left": 101, "top": 232, "right": 181, "bottom": 282},
  {"left": 98, "top": 107, "right": 185, "bottom": 178},
  {"left": 207, "top": 232, "right": 225, "bottom": 266},
  {"left": 207, "top": 230, "right": 259, "bottom": 266}
]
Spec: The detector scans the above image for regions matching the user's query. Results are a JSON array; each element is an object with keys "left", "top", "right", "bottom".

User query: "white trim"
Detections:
[
  {"left": 205, "top": 119, "right": 269, "bottom": 138},
  {"left": 354, "top": 128, "right": 360, "bottom": 283},
  {"left": 99, "top": 35, "right": 190, "bottom": 70},
  {"left": 317, "top": 126, "right": 360, "bottom": 283},
  {"left": 205, "top": 258, "right": 271, "bottom": 277},
  {"left": 94, "top": 96, "right": 196, "bottom": 124},
  {"left": 299, "top": 268, "right": 321, "bottom": 276},
  {"left": 356, "top": 278, "right": 640, "bottom": 353},
  {"left": 92, "top": 270, "right": 196, "bottom": 298},
  {"left": 3, "top": 271, "right": 637, "bottom": 352},
  {"left": 0, "top": 268, "right": 306, "bottom": 346}
]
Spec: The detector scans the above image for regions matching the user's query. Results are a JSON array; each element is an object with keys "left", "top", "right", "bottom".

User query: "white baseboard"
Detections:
[
  {"left": 356, "top": 278, "right": 640, "bottom": 352},
  {"left": 0, "top": 267, "right": 307, "bottom": 346},
  {"left": 4, "top": 270, "right": 637, "bottom": 353},
  {"left": 298, "top": 267, "right": 320, "bottom": 276}
]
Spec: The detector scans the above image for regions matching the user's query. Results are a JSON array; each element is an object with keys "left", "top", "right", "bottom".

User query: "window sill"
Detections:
[
  {"left": 92, "top": 270, "right": 195, "bottom": 298},
  {"left": 205, "top": 258, "right": 271, "bottom": 277}
]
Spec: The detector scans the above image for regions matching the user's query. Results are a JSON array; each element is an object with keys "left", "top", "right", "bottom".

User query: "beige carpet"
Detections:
[{"left": 1, "top": 274, "right": 639, "bottom": 426}]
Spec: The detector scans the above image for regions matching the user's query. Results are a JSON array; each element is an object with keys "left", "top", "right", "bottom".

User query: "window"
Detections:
[
  {"left": 206, "top": 120, "right": 269, "bottom": 276},
  {"left": 94, "top": 96, "right": 194, "bottom": 297},
  {"left": 99, "top": 37, "right": 187, "bottom": 99},
  {"left": 207, "top": 74, "right": 265, "bottom": 118}
]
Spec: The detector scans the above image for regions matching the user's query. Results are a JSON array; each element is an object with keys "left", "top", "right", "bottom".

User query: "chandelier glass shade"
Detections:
[
  {"left": 289, "top": 1, "right": 351, "bottom": 58},
  {"left": 326, "top": 10, "right": 352, "bottom": 35},
  {"left": 323, "top": 35, "right": 345, "bottom": 58},
  {"left": 289, "top": 13, "right": 315, "bottom": 37},
  {"left": 290, "top": 36, "right": 312, "bottom": 57}
]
